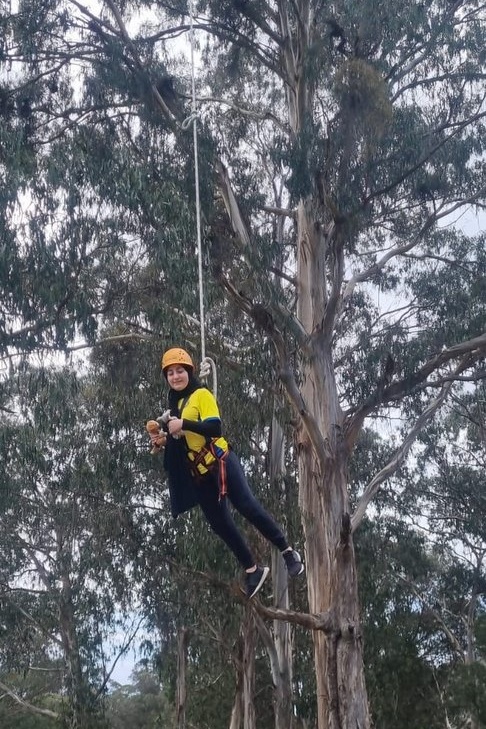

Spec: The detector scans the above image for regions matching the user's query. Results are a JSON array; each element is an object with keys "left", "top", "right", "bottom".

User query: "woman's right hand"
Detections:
[{"left": 168, "top": 417, "right": 184, "bottom": 436}]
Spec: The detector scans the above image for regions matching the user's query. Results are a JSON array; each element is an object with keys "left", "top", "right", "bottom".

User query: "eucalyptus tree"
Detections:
[
  {"left": 356, "top": 518, "right": 445, "bottom": 729},
  {"left": 0, "top": 652, "right": 62, "bottom": 728},
  {"left": 105, "top": 668, "right": 172, "bottom": 729},
  {"left": 0, "top": 364, "right": 155, "bottom": 727},
  {"left": 1, "top": 1, "right": 486, "bottom": 728},
  {"left": 350, "top": 408, "right": 486, "bottom": 729},
  {"left": 394, "top": 383, "right": 486, "bottom": 729}
]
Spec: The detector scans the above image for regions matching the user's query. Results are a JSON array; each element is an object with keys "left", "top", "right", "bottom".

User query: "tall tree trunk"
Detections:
[
  {"left": 269, "top": 552, "right": 295, "bottom": 729},
  {"left": 277, "top": 0, "right": 371, "bottom": 723},
  {"left": 243, "top": 607, "right": 257, "bottom": 729},
  {"left": 59, "top": 572, "right": 89, "bottom": 729},
  {"left": 229, "top": 659, "right": 244, "bottom": 729},
  {"left": 270, "top": 414, "right": 295, "bottom": 729},
  {"left": 176, "top": 628, "right": 190, "bottom": 729},
  {"left": 229, "top": 609, "right": 257, "bottom": 729},
  {"left": 296, "top": 201, "right": 370, "bottom": 729},
  {"left": 464, "top": 577, "right": 480, "bottom": 729}
]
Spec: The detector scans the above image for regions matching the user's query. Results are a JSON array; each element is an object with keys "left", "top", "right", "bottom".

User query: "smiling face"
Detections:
[{"left": 166, "top": 364, "right": 190, "bottom": 391}]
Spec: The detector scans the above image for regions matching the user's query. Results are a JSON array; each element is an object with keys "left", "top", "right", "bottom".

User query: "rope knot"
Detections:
[
  {"left": 181, "top": 111, "right": 199, "bottom": 130},
  {"left": 199, "top": 357, "right": 218, "bottom": 398}
]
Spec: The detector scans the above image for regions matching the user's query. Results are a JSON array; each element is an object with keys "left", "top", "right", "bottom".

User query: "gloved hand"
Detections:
[
  {"left": 199, "top": 359, "right": 212, "bottom": 379},
  {"left": 156, "top": 410, "right": 172, "bottom": 426}
]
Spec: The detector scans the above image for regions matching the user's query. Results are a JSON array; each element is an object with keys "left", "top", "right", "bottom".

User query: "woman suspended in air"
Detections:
[{"left": 147, "top": 347, "right": 305, "bottom": 598}]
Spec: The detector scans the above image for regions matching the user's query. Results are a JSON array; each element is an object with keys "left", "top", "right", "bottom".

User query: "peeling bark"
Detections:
[
  {"left": 269, "top": 414, "right": 295, "bottom": 729},
  {"left": 228, "top": 609, "right": 257, "bottom": 729},
  {"left": 296, "top": 197, "right": 371, "bottom": 728}
]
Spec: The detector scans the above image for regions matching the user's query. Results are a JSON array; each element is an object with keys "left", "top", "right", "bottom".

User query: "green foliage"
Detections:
[
  {"left": 0, "top": 706, "right": 59, "bottom": 729},
  {"left": 0, "top": 664, "right": 63, "bottom": 729},
  {"left": 0, "top": 0, "right": 485, "bottom": 727},
  {"left": 447, "top": 662, "right": 486, "bottom": 728},
  {"left": 105, "top": 669, "right": 172, "bottom": 729},
  {"left": 357, "top": 518, "right": 444, "bottom": 728}
]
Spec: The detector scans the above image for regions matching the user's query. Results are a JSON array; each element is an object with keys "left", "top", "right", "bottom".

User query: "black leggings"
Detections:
[{"left": 196, "top": 450, "right": 289, "bottom": 569}]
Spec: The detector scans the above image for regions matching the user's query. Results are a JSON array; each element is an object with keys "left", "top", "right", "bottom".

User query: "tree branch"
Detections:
[
  {"left": 0, "top": 680, "right": 59, "bottom": 719},
  {"left": 198, "top": 96, "right": 288, "bottom": 132},
  {"left": 388, "top": 0, "right": 471, "bottom": 90},
  {"left": 345, "top": 338, "right": 486, "bottom": 443},
  {"left": 165, "top": 558, "right": 336, "bottom": 632},
  {"left": 95, "top": 614, "right": 145, "bottom": 698},
  {"left": 343, "top": 208, "right": 443, "bottom": 304},
  {"left": 216, "top": 160, "right": 252, "bottom": 249},
  {"left": 396, "top": 575, "right": 465, "bottom": 659},
  {"left": 261, "top": 205, "right": 297, "bottom": 220},
  {"left": 232, "top": 1, "right": 283, "bottom": 46},
  {"left": 219, "top": 276, "right": 331, "bottom": 464},
  {"left": 351, "top": 378, "right": 454, "bottom": 532},
  {"left": 67, "top": 332, "right": 154, "bottom": 351},
  {"left": 249, "top": 597, "right": 335, "bottom": 633},
  {"left": 104, "top": 0, "right": 179, "bottom": 131},
  {"left": 362, "top": 109, "right": 486, "bottom": 207},
  {"left": 1, "top": 590, "right": 64, "bottom": 649}
]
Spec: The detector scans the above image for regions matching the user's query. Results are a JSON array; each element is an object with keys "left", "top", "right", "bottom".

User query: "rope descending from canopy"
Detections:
[{"left": 181, "top": 0, "right": 217, "bottom": 397}]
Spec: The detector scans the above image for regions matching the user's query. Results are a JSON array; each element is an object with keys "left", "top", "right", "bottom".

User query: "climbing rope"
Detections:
[{"left": 181, "top": 0, "right": 217, "bottom": 398}]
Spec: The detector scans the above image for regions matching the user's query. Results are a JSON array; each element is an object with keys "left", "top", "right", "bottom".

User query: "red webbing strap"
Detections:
[{"left": 209, "top": 443, "right": 229, "bottom": 500}]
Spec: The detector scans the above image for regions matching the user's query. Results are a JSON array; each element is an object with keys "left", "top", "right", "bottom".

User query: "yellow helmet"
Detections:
[{"left": 161, "top": 347, "right": 194, "bottom": 373}]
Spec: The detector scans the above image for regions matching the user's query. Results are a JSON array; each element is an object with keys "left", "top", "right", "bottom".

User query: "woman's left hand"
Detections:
[
  {"left": 168, "top": 417, "right": 184, "bottom": 436},
  {"left": 150, "top": 432, "right": 167, "bottom": 448}
]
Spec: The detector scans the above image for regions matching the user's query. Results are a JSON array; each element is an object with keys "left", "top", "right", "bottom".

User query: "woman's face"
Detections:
[{"left": 166, "top": 365, "right": 190, "bottom": 391}]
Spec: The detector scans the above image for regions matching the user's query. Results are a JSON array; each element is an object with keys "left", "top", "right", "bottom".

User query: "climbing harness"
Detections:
[
  {"left": 181, "top": 0, "right": 217, "bottom": 398},
  {"left": 175, "top": 390, "right": 229, "bottom": 500},
  {"left": 187, "top": 440, "right": 229, "bottom": 500}
]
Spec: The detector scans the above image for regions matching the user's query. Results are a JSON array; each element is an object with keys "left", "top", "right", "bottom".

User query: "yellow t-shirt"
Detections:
[{"left": 179, "top": 389, "right": 228, "bottom": 474}]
